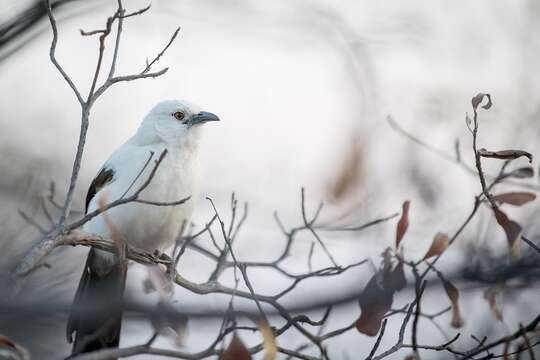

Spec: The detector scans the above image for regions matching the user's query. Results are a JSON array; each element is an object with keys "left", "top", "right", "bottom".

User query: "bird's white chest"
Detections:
[{"left": 84, "top": 145, "right": 199, "bottom": 252}]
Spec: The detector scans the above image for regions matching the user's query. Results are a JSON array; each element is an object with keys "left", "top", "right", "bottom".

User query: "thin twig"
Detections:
[
  {"left": 521, "top": 236, "right": 540, "bottom": 253},
  {"left": 142, "top": 27, "right": 180, "bottom": 74},
  {"left": 300, "top": 188, "right": 338, "bottom": 267},
  {"left": 365, "top": 319, "right": 388, "bottom": 360},
  {"left": 44, "top": 0, "right": 84, "bottom": 105},
  {"left": 372, "top": 281, "right": 427, "bottom": 360}
]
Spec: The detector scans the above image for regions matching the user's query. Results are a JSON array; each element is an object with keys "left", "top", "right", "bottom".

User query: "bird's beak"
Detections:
[{"left": 190, "top": 111, "right": 220, "bottom": 126}]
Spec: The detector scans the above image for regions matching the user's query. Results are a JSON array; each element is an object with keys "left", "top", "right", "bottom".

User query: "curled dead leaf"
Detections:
[
  {"left": 423, "top": 232, "right": 449, "bottom": 260},
  {"left": 478, "top": 148, "right": 533, "bottom": 163},
  {"left": 396, "top": 201, "right": 410, "bottom": 248},
  {"left": 493, "top": 208, "right": 522, "bottom": 254},
  {"left": 220, "top": 334, "right": 252, "bottom": 360},
  {"left": 492, "top": 192, "right": 536, "bottom": 206},
  {"left": 441, "top": 278, "right": 464, "bottom": 328},
  {"left": 471, "top": 93, "right": 492, "bottom": 110}
]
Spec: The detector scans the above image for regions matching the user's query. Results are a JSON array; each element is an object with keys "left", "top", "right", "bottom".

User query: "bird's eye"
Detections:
[{"left": 173, "top": 111, "right": 186, "bottom": 121}]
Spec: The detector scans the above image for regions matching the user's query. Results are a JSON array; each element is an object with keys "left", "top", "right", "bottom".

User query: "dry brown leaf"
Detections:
[
  {"left": 381, "top": 248, "right": 406, "bottom": 291},
  {"left": 356, "top": 273, "right": 394, "bottom": 337},
  {"left": 220, "top": 334, "right": 252, "bottom": 360},
  {"left": 258, "top": 321, "right": 277, "bottom": 360},
  {"left": 356, "top": 295, "right": 393, "bottom": 337},
  {"left": 492, "top": 192, "right": 536, "bottom": 206},
  {"left": 357, "top": 251, "right": 408, "bottom": 336},
  {"left": 422, "top": 232, "right": 449, "bottom": 260},
  {"left": 493, "top": 208, "right": 522, "bottom": 254},
  {"left": 385, "top": 261, "right": 407, "bottom": 292},
  {"left": 483, "top": 287, "right": 503, "bottom": 321},
  {"left": 478, "top": 148, "right": 533, "bottom": 163},
  {"left": 396, "top": 201, "right": 410, "bottom": 248},
  {"left": 442, "top": 279, "right": 464, "bottom": 328},
  {"left": 472, "top": 93, "right": 492, "bottom": 110}
]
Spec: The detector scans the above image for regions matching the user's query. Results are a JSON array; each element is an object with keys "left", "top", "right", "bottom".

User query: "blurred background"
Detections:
[{"left": 1, "top": 0, "right": 539, "bottom": 358}]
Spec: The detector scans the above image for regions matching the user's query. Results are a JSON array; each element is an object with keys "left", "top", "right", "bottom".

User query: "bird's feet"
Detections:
[
  {"left": 153, "top": 250, "right": 175, "bottom": 277},
  {"left": 153, "top": 250, "right": 173, "bottom": 264}
]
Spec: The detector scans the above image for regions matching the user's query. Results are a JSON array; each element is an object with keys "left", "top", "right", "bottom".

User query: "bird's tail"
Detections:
[{"left": 66, "top": 248, "right": 127, "bottom": 358}]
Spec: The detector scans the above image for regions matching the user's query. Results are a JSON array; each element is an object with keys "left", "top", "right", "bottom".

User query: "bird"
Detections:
[{"left": 66, "top": 99, "right": 220, "bottom": 357}]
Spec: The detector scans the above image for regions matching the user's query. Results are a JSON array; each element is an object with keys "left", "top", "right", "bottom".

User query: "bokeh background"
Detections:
[{"left": 1, "top": 0, "right": 539, "bottom": 359}]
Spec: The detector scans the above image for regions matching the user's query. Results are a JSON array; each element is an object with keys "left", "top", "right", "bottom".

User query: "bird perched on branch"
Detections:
[{"left": 66, "top": 100, "right": 220, "bottom": 357}]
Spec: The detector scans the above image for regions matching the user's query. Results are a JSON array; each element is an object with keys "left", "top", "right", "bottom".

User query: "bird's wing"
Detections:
[
  {"left": 69, "top": 163, "right": 124, "bottom": 353},
  {"left": 85, "top": 166, "right": 115, "bottom": 213}
]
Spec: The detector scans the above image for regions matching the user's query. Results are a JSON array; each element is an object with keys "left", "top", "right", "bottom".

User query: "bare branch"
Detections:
[
  {"left": 365, "top": 318, "right": 388, "bottom": 360},
  {"left": 521, "top": 235, "right": 540, "bottom": 253},
  {"left": 372, "top": 281, "right": 427, "bottom": 360},
  {"left": 300, "top": 188, "right": 338, "bottom": 267},
  {"left": 142, "top": 27, "right": 180, "bottom": 74},
  {"left": 120, "top": 4, "right": 152, "bottom": 19},
  {"left": 91, "top": 67, "right": 169, "bottom": 101},
  {"left": 44, "top": 0, "right": 84, "bottom": 105},
  {"left": 107, "top": 0, "right": 124, "bottom": 79}
]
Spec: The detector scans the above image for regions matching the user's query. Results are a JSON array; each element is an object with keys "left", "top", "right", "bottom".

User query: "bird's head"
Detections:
[{"left": 137, "top": 99, "right": 220, "bottom": 147}]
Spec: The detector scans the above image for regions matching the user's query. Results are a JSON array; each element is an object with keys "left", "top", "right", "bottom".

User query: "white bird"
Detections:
[{"left": 67, "top": 99, "right": 220, "bottom": 356}]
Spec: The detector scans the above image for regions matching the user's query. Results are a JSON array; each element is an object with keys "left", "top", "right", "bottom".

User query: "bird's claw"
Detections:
[{"left": 153, "top": 250, "right": 173, "bottom": 264}]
